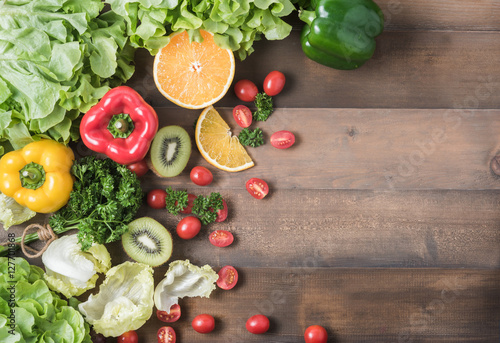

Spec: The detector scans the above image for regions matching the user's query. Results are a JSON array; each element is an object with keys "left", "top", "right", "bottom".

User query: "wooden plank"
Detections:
[
  {"left": 136, "top": 268, "right": 500, "bottom": 342},
  {"left": 127, "top": 31, "right": 500, "bottom": 110},
  {"left": 90, "top": 107, "right": 500, "bottom": 191}
]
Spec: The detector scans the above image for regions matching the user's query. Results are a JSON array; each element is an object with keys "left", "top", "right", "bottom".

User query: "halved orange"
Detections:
[
  {"left": 153, "top": 30, "right": 235, "bottom": 109},
  {"left": 195, "top": 106, "right": 254, "bottom": 172}
]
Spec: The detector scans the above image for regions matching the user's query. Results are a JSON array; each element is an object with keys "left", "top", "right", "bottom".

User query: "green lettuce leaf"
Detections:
[{"left": 0, "top": 192, "right": 36, "bottom": 230}]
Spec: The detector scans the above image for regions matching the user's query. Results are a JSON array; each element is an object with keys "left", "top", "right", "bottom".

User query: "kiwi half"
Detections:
[
  {"left": 149, "top": 125, "right": 191, "bottom": 177},
  {"left": 122, "top": 217, "right": 173, "bottom": 267}
]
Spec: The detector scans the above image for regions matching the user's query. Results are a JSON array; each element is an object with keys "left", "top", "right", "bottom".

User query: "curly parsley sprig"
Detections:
[
  {"left": 192, "top": 192, "right": 224, "bottom": 225},
  {"left": 253, "top": 92, "right": 274, "bottom": 121},
  {"left": 238, "top": 128, "right": 264, "bottom": 147},
  {"left": 165, "top": 186, "right": 189, "bottom": 215}
]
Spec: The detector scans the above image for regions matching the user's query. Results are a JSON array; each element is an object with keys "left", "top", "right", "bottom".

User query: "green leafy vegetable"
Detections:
[
  {"left": 253, "top": 93, "right": 274, "bottom": 121},
  {"left": 0, "top": 257, "right": 92, "bottom": 342},
  {"left": 48, "top": 156, "right": 143, "bottom": 251},
  {"left": 165, "top": 187, "right": 189, "bottom": 215},
  {"left": 0, "top": 0, "right": 135, "bottom": 156},
  {"left": 106, "top": 0, "right": 303, "bottom": 60},
  {"left": 0, "top": 192, "right": 36, "bottom": 230},
  {"left": 78, "top": 261, "right": 154, "bottom": 337},
  {"left": 192, "top": 193, "right": 224, "bottom": 225},
  {"left": 238, "top": 128, "right": 265, "bottom": 147}
]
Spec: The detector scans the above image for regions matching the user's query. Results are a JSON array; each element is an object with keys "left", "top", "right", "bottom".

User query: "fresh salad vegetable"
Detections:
[
  {"left": 192, "top": 314, "right": 215, "bottom": 334},
  {"left": 190, "top": 166, "right": 213, "bottom": 186},
  {"left": 0, "top": 192, "right": 36, "bottom": 230},
  {"left": 246, "top": 178, "right": 269, "bottom": 199},
  {"left": 106, "top": 0, "right": 303, "bottom": 60},
  {"left": 246, "top": 314, "right": 270, "bottom": 334},
  {"left": 264, "top": 71, "right": 286, "bottom": 96},
  {"left": 42, "top": 234, "right": 111, "bottom": 298},
  {"left": 304, "top": 325, "right": 328, "bottom": 343},
  {"left": 118, "top": 331, "right": 138, "bottom": 343},
  {"left": 233, "top": 105, "right": 253, "bottom": 128},
  {"left": 253, "top": 93, "right": 274, "bottom": 121},
  {"left": 299, "top": 0, "right": 384, "bottom": 70},
  {"left": 0, "top": 257, "right": 92, "bottom": 342},
  {"left": 270, "top": 130, "right": 296, "bottom": 149},
  {"left": 176, "top": 217, "right": 202, "bottom": 240},
  {"left": 79, "top": 262, "right": 155, "bottom": 337},
  {"left": 158, "top": 326, "right": 176, "bottom": 343},
  {"left": 157, "top": 304, "right": 182, "bottom": 323},
  {"left": 217, "top": 265, "right": 239, "bottom": 290},
  {"left": 209, "top": 230, "right": 234, "bottom": 247},
  {"left": 127, "top": 159, "right": 149, "bottom": 177},
  {"left": 238, "top": 128, "right": 265, "bottom": 147},
  {"left": 192, "top": 193, "right": 225, "bottom": 225},
  {"left": 147, "top": 189, "right": 168, "bottom": 209},
  {"left": 0, "top": 140, "right": 75, "bottom": 213},
  {"left": 234, "top": 80, "right": 259, "bottom": 102},
  {"left": 165, "top": 187, "right": 190, "bottom": 215},
  {"left": 0, "top": 0, "right": 135, "bottom": 156},
  {"left": 154, "top": 260, "right": 218, "bottom": 312},
  {"left": 80, "top": 86, "right": 159, "bottom": 165}
]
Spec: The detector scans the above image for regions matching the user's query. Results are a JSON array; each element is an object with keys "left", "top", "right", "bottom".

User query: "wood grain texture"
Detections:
[
  {"left": 127, "top": 31, "right": 500, "bottom": 110},
  {"left": 136, "top": 268, "right": 500, "bottom": 342},
  {"left": 104, "top": 107, "right": 500, "bottom": 191}
]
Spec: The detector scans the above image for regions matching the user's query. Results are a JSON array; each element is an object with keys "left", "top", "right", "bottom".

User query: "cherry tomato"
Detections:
[
  {"left": 263, "top": 71, "right": 286, "bottom": 96},
  {"left": 157, "top": 326, "right": 176, "bottom": 343},
  {"left": 127, "top": 159, "right": 149, "bottom": 177},
  {"left": 192, "top": 314, "right": 215, "bottom": 334},
  {"left": 209, "top": 230, "right": 234, "bottom": 247},
  {"left": 147, "top": 189, "right": 167, "bottom": 209},
  {"left": 179, "top": 193, "right": 196, "bottom": 214},
  {"left": 304, "top": 325, "right": 328, "bottom": 343},
  {"left": 190, "top": 166, "right": 213, "bottom": 186},
  {"left": 245, "top": 178, "right": 269, "bottom": 199},
  {"left": 232, "top": 105, "right": 253, "bottom": 128},
  {"left": 157, "top": 304, "right": 181, "bottom": 323},
  {"left": 246, "top": 314, "right": 270, "bottom": 334},
  {"left": 215, "top": 199, "right": 228, "bottom": 223},
  {"left": 270, "top": 130, "right": 295, "bottom": 149},
  {"left": 217, "top": 265, "right": 238, "bottom": 290},
  {"left": 234, "top": 79, "right": 258, "bottom": 102},
  {"left": 176, "top": 216, "right": 201, "bottom": 240},
  {"left": 117, "top": 331, "right": 138, "bottom": 343}
]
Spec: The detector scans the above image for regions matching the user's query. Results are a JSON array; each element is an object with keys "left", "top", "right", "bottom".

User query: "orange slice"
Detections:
[
  {"left": 153, "top": 30, "right": 235, "bottom": 109},
  {"left": 195, "top": 106, "right": 254, "bottom": 172}
]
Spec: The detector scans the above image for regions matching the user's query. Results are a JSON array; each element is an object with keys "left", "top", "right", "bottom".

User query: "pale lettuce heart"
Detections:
[
  {"left": 154, "top": 259, "right": 218, "bottom": 311},
  {"left": 0, "top": 192, "right": 36, "bottom": 230},
  {"left": 42, "top": 234, "right": 111, "bottom": 298},
  {"left": 78, "top": 261, "right": 154, "bottom": 337}
]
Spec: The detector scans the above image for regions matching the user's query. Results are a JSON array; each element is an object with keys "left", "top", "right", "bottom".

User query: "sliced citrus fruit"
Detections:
[
  {"left": 153, "top": 30, "right": 235, "bottom": 109},
  {"left": 195, "top": 106, "right": 254, "bottom": 172}
]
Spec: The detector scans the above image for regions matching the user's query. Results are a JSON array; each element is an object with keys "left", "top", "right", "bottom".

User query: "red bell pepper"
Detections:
[{"left": 80, "top": 86, "right": 159, "bottom": 165}]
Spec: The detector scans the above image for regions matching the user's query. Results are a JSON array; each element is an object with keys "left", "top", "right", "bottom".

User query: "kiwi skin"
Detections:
[
  {"left": 122, "top": 217, "right": 173, "bottom": 267},
  {"left": 149, "top": 125, "right": 191, "bottom": 178}
]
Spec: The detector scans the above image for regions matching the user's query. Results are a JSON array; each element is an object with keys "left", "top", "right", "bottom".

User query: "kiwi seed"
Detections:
[
  {"left": 122, "top": 217, "right": 173, "bottom": 267},
  {"left": 149, "top": 125, "right": 191, "bottom": 177}
]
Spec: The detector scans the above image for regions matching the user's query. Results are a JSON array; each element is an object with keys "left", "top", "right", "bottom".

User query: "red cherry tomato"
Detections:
[
  {"left": 180, "top": 193, "right": 196, "bottom": 214},
  {"left": 270, "top": 130, "right": 295, "bottom": 149},
  {"left": 157, "top": 304, "right": 181, "bottom": 323},
  {"left": 147, "top": 189, "right": 167, "bottom": 209},
  {"left": 192, "top": 314, "right": 215, "bottom": 334},
  {"left": 117, "top": 331, "right": 138, "bottom": 343},
  {"left": 263, "top": 71, "right": 286, "bottom": 96},
  {"left": 157, "top": 326, "right": 176, "bottom": 343},
  {"left": 234, "top": 79, "right": 258, "bottom": 102},
  {"left": 245, "top": 178, "right": 269, "bottom": 199},
  {"left": 246, "top": 314, "right": 270, "bottom": 334},
  {"left": 217, "top": 265, "right": 238, "bottom": 290},
  {"left": 190, "top": 166, "right": 213, "bottom": 186},
  {"left": 209, "top": 230, "right": 234, "bottom": 247},
  {"left": 304, "top": 325, "right": 328, "bottom": 343},
  {"left": 127, "top": 159, "right": 149, "bottom": 177},
  {"left": 232, "top": 105, "right": 253, "bottom": 128},
  {"left": 215, "top": 199, "right": 228, "bottom": 223},
  {"left": 176, "top": 216, "right": 201, "bottom": 240}
]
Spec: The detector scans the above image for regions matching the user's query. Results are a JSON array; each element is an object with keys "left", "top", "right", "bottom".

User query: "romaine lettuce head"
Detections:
[
  {"left": 78, "top": 261, "right": 154, "bottom": 337},
  {"left": 154, "top": 259, "right": 218, "bottom": 311},
  {"left": 42, "top": 234, "right": 111, "bottom": 298}
]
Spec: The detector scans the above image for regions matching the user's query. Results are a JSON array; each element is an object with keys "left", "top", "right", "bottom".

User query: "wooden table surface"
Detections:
[{"left": 3, "top": 0, "right": 500, "bottom": 342}]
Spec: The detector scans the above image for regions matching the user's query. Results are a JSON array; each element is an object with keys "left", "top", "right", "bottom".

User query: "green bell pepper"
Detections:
[{"left": 299, "top": 0, "right": 384, "bottom": 70}]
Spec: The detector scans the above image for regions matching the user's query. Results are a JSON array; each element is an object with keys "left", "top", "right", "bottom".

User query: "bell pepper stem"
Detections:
[
  {"left": 299, "top": 9, "right": 317, "bottom": 27},
  {"left": 19, "top": 162, "right": 45, "bottom": 190}
]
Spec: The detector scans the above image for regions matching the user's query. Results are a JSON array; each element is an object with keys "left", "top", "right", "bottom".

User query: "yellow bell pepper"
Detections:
[{"left": 0, "top": 140, "right": 74, "bottom": 213}]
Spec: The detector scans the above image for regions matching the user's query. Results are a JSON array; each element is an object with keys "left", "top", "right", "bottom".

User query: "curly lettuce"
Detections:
[
  {"left": 78, "top": 261, "right": 154, "bottom": 337},
  {"left": 0, "top": 257, "right": 91, "bottom": 343},
  {"left": 154, "top": 260, "right": 218, "bottom": 311},
  {"left": 0, "top": 193, "right": 36, "bottom": 230},
  {"left": 42, "top": 234, "right": 111, "bottom": 298},
  {"left": 0, "top": 0, "right": 135, "bottom": 156},
  {"left": 106, "top": 0, "right": 299, "bottom": 60}
]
